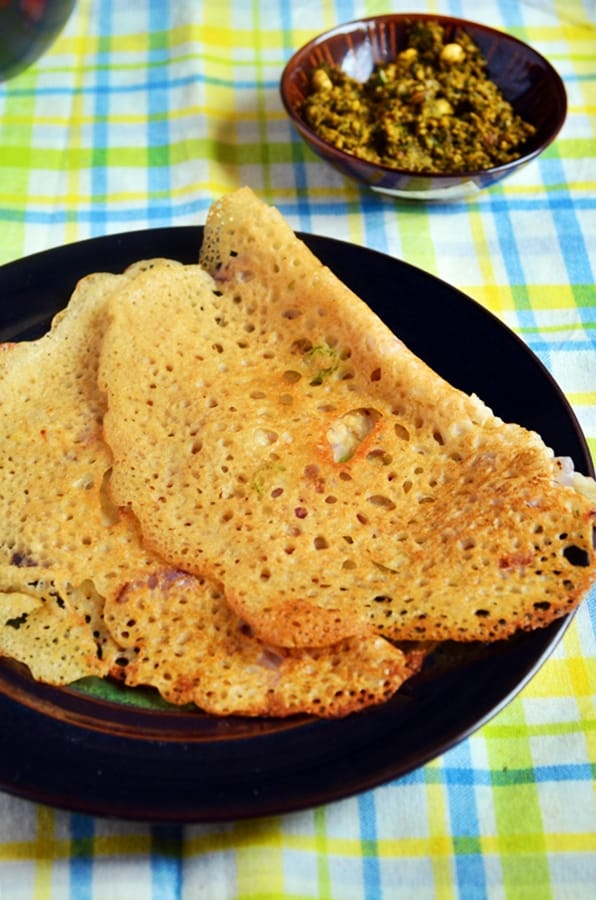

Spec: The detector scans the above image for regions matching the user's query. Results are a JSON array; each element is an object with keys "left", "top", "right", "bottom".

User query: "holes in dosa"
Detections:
[
  {"left": 366, "top": 494, "right": 396, "bottom": 511},
  {"left": 367, "top": 449, "right": 392, "bottom": 467},
  {"left": 291, "top": 338, "right": 312, "bottom": 355},
  {"left": 562, "top": 544, "right": 591, "bottom": 567},
  {"left": 533, "top": 600, "right": 551, "bottom": 611},
  {"left": 282, "top": 370, "right": 301, "bottom": 385},
  {"left": 460, "top": 537, "right": 476, "bottom": 551}
]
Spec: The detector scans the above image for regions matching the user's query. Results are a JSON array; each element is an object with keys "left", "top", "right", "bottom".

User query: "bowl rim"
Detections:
[{"left": 280, "top": 12, "right": 568, "bottom": 182}]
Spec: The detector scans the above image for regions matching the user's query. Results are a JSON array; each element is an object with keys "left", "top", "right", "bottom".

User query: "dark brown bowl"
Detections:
[{"left": 280, "top": 13, "right": 567, "bottom": 200}]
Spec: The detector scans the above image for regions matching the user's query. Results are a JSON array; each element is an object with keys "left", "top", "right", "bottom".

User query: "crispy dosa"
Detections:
[
  {"left": 0, "top": 268, "right": 162, "bottom": 680},
  {"left": 0, "top": 253, "right": 425, "bottom": 715},
  {"left": 104, "top": 570, "right": 426, "bottom": 717},
  {"left": 98, "top": 188, "right": 596, "bottom": 650}
]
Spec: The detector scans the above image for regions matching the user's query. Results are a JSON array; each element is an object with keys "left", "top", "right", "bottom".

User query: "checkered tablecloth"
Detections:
[{"left": 0, "top": 0, "right": 594, "bottom": 897}]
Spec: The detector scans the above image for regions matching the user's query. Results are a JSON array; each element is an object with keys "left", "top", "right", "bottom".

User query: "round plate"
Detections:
[{"left": 0, "top": 228, "right": 591, "bottom": 823}]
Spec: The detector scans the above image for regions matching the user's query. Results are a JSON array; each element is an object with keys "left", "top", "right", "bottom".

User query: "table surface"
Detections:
[{"left": 0, "top": 0, "right": 594, "bottom": 897}]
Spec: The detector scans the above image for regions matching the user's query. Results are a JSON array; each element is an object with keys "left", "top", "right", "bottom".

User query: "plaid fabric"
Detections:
[{"left": 0, "top": 0, "right": 594, "bottom": 897}]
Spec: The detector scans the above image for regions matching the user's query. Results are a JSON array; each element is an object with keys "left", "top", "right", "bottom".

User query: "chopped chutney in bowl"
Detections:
[{"left": 280, "top": 14, "right": 566, "bottom": 200}]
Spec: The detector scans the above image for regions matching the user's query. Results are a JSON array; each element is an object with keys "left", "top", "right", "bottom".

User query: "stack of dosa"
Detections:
[{"left": 1, "top": 187, "right": 594, "bottom": 718}]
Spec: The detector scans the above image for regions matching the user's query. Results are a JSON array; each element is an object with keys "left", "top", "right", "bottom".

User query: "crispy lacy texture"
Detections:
[
  {"left": 105, "top": 570, "right": 426, "bottom": 717},
  {"left": 97, "top": 187, "right": 596, "bottom": 650},
  {"left": 0, "top": 254, "right": 426, "bottom": 716},
  {"left": 0, "top": 266, "right": 182, "bottom": 682},
  {"left": 0, "top": 568, "right": 110, "bottom": 682}
]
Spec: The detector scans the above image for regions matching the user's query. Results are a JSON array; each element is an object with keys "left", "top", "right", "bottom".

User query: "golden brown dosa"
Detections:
[
  {"left": 105, "top": 569, "right": 426, "bottom": 717},
  {"left": 0, "top": 253, "right": 426, "bottom": 715},
  {"left": 97, "top": 188, "right": 596, "bottom": 650}
]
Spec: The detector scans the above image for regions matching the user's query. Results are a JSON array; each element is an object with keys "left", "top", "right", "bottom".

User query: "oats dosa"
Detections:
[
  {"left": 98, "top": 188, "right": 596, "bottom": 650},
  {"left": 0, "top": 264, "right": 191, "bottom": 681},
  {"left": 0, "top": 569, "right": 112, "bottom": 682},
  {"left": 0, "top": 253, "right": 425, "bottom": 715},
  {"left": 0, "top": 268, "right": 162, "bottom": 680},
  {"left": 104, "top": 570, "right": 426, "bottom": 717}
]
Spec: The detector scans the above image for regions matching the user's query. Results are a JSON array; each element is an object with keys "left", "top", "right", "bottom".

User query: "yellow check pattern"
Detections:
[{"left": 0, "top": 0, "right": 594, "bottom": 897}]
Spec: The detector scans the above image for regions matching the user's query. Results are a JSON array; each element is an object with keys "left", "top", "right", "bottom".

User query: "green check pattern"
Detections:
[{"left": 0, "top": 0, "right": 594, "bottom": 897}]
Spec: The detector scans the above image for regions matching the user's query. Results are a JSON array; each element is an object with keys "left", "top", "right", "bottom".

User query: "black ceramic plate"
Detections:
[{"left": 0, "top": 229, "right": 592, "bottom": 823}]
